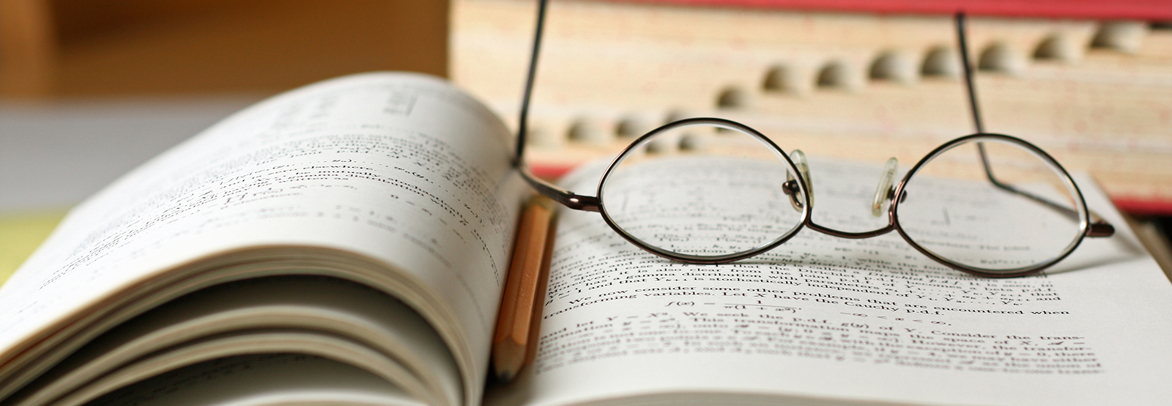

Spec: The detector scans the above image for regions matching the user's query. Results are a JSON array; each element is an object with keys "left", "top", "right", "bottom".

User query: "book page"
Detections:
[
  {"left": 10, "top": 276, "right": 460, "bottom": 406},
  {"left": 0, "top": 73, "right": 526, "bottom": 405},
  {"left": 53, "top": 329, "right": 437, "bottom": 406},
  {"left": 87, "top": 353, "right": 424, "bottom": 406},
  {"left": 490, "top": 158, "right": 1172, "bottom": 406}
]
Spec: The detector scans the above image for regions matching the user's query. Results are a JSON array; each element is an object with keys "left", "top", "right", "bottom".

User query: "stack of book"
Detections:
[{"left": 451, "top": 0, "right": 1172, "bottom": 214}]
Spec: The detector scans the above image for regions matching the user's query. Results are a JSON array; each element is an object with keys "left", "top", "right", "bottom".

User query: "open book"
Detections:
[{"left": 1, "top": 73, "right": 1170, "bottom": 406}]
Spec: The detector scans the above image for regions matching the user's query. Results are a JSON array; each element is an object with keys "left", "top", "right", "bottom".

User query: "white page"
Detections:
[
  {"left": 86, "top": 353, "right": 424, "bottom": 406},
  {"left": 11, "top": 276, "right": 460, "bottom": 406},
  {"left": 53, "top": 329, "right": 429, "bottom": 406},
  {"left": 0, "top": 73, "right": 526, "bottom": 405},
  {"left": 490, "top": 157, "right": 1172, "bottom": 406}
]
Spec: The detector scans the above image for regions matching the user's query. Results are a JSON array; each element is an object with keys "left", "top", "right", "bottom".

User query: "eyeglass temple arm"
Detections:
[
  {"left": 954, "top": 13, "right": 1113, "bottom": 238},
  {"left": 519, "top": 166, "right": 602, "bottom": 211},
  {"left": 515, "top": 0, "right": 546, "bottom": 164},
  {"left": 513, "top": 0, "right": 601, "bottom": 212},
  {"left": 969, "top": 163, "right": 1115, "bottom": 237}
]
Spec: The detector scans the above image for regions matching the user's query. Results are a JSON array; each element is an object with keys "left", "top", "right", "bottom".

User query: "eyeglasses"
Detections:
[{"left": 512, "top": 0, "right": 1115, "bottom": 278}]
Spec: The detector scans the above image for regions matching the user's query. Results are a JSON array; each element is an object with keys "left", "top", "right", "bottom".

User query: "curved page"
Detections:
[
  {"left": 87, "top": 353, "right": 425, "bottom": 406},
  {"left": 9, "top": 276, "right": 460, "bottom": 406},
  {"left": 0, "top": 72, "right": 527, "bottom": 406},
  {"left": 50, "top": 330, "right": 423, "bottom": 406}
]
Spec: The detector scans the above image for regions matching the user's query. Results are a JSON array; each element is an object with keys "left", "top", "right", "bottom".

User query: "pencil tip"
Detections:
[{"left": 495, "top": 369, "right": 516, "bottom": 383}]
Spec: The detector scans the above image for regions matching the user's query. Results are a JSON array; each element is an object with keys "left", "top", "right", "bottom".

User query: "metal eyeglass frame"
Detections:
[{"left": 511, "top": 0, "right": 1115, "bottom": 277}]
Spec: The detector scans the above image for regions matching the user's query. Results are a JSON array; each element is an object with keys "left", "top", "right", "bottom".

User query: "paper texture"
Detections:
[
  {"left": 491, "top": 157, "right": 1172, "bottom": 406},
  {"left": 0, "top": 73, "right": 527, "bottom": 406}
]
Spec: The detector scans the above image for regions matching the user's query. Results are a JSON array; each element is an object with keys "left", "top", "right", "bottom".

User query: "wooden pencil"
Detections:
[{"left": 492, "top": 194, "right": 557, "bottom": 382}]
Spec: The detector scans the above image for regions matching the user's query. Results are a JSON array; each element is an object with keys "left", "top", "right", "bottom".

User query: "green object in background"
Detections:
[{"left": 0, "top": 210, "right": 67, "bottom": 287}]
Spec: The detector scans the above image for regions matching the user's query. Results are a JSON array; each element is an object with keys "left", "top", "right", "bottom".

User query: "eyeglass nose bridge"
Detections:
[{"left": 783, "top": 152, "right": 904, "bottom": 218}]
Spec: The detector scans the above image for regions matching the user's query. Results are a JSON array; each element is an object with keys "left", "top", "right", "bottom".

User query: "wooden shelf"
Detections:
[
  {"left": 452, "top": 0, "right": 1172, "bottom": 214},
  {"left": 0, "top": 0, "right": 448, "bottom": 99}
]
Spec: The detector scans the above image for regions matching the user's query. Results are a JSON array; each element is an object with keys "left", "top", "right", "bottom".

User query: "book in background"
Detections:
[{"left": 450, "top": 0, "right": 1172, "bottom": 215}]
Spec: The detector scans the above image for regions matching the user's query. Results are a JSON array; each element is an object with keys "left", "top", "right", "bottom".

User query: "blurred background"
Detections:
[{"left": 2, "top": 0, "right": 1171, "bottom": 280}]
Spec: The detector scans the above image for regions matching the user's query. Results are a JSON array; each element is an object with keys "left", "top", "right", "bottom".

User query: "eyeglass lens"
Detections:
[
  {"left": 896, "top": 137, "right": 1085, "bottom": 274},
  {"left": 597, "top": 121, "right": 806, "bottom": 260}
]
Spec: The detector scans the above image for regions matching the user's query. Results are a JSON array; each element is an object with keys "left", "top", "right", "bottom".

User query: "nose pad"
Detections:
[
  {"left": 871, "top": 157, "right": 898, "bottom": 217},
  {"left": 784, "top": 150, "right": 812, "bottom": 211},
  {"left": 783, "top": 179, "right": 803, "bottom": 210}
]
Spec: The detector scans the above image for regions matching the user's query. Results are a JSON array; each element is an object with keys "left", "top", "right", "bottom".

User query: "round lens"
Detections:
[
  {"left": 894, "top": 135, "right": 1087, "bottom": 275},
  {"left": 597, "top": 119, "right": 807, "bottom": 262}
]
